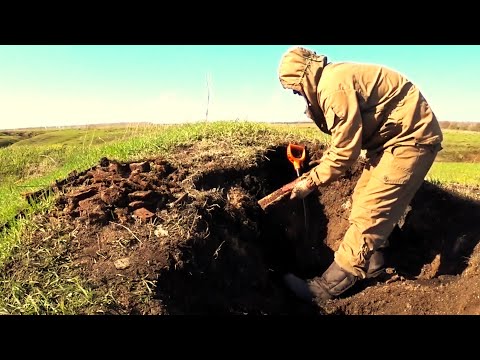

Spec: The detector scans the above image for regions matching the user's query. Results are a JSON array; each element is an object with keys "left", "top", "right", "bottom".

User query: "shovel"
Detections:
[{"left": 286, "top": 143, "right": 309, "bottom": 240}]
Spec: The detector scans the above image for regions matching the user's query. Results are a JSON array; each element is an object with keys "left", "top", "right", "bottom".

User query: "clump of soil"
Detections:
[{"left": 7, "top": 141, "right": 480, "bottom": 314}]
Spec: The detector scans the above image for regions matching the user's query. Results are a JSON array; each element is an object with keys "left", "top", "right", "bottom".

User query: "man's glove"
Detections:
[
  {"left": 290, "top": 174, "right": 317, "bottom": 200},
  {"left": 308, "top": 159, "right": 321, "bottom": 167}
]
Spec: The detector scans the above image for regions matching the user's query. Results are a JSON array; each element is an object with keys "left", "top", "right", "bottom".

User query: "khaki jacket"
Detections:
[{"left": 279, "top": 47, "right": 443, "bottom": 186}]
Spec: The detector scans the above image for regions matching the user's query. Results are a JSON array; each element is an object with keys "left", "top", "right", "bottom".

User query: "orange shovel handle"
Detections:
[{"left": 287, "top": 143, "right": 306, "bottom": 174}]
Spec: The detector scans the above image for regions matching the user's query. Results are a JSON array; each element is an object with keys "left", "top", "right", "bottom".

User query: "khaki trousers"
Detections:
[{"left": 335, "top": 143, "right": 441, "bottom": 278}]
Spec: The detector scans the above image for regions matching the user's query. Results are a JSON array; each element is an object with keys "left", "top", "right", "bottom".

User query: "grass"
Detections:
[
  {"left": 436, "top": 129, "right": 480, "bottom": 163},
  {"left": 0, "top": 122, "right": 478, "bottom": 230},
  {"left": 0, "top": 121, "right": 478, "bottom": 314},
  {"left": 0, "top": 122, "right": 477, "bottom": 226},
  {"left": 427, "top": 162, "right": 480, "bottom": 185},
  {"left": 0, "top": 130, "right": 45, "bottom": 148},
  {"left": 10, "top": 126, "right": 149, "bottom": 148},
  {"left": 0, "top": 120, "right": 317, "bottom": 234},
  {"left": 0, "top": 135, "right": 21, "bottom": 148},
  {"left": 425, "top": 129, "right": 480, "bottom": 185}
]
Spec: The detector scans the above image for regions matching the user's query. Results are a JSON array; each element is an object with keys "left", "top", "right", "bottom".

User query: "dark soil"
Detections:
[{"left": 9, "top": 141, "right": 480, "bottom": 314}]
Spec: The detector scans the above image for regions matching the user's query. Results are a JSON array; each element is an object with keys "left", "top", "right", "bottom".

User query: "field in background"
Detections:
[
  {"left": 2, "top": 120, "right": 478, "bottom": 147},
  {"left": 0, "top": 120, "right": 479, "bottom": 315},
  {"left": 0, "top": 121, "right": 478, "bottom": 230},
  {"left": 2, "top": 121, "right": 479, "bottom": 161},
  {"left": 1, "top": 123, "right": 164, "bottom": 148}
]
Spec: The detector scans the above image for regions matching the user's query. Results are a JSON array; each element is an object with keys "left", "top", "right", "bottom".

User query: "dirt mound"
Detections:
[{"left": 7, "top": 141, "right": 480, "bottom": 314}]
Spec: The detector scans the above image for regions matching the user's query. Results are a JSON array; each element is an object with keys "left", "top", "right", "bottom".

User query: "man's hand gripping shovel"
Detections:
[{"left": 287, "top": 143, "right": 310, "bottom": 240}]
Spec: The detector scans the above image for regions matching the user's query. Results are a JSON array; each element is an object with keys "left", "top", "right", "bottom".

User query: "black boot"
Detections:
[
  {"left": 283, "top": 261, "right": 358, "bottom": 304},
  {"left": 366, "top": 250, "right": 385, "bottom": 279},
  {"left": 283, "top": 274, "right": 330, "bottom": 302}
]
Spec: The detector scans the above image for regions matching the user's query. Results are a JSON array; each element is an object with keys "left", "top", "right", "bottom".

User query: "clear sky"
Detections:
[{"left": 0, "top": 45, "right": 479, "bottom": 130}]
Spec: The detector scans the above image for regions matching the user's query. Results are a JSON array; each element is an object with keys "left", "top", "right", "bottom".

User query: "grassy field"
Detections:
[
  {"left": 425, "top": 129, "right": 480, "bottom": 185},
  {"left": 0, "top": 124, "right": 477, "bottom": 226},
  {"left": 0, "top": 123, "right": 478, "bottom": 229},
  {"left": 0, "top": 121, "right": 322, "bottom": 314},
  {"left": 427, "top": 162, "right": 480, "bottom": 184},
  {"left": 0, "top": 121, "right": 327, "bottom": 229},
  {"left": 0, "top": 121, "right": 478, "bottom": 314},
  {"left": 0, "top": 121, "right": 480, "bottom": 308},
  {"left": 434, "top": 129, "right": 480, "bottom": 163}
]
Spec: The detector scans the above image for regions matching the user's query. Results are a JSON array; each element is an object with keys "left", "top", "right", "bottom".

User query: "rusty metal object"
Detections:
[{"left": 258, "top": 177, "right": 303, "bottom": 211}]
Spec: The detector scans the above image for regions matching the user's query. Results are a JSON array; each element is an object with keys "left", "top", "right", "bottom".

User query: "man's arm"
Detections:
[{"left": 309, "top": 89, "right": 363, "bottom": 187}]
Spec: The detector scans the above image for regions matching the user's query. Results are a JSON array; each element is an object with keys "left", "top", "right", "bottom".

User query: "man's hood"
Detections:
[
  {"left": 278, "top": 46, "right": 330, "bottom": 132},
  {"left": 278, "top": 46, "right": 327, "bottom": 101}
]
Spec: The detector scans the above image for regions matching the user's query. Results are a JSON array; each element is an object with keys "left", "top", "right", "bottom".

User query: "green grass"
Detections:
[
  {"left": 0, "top": 130, "right": 45, "bottom": 148},
  {"left": 0, "top": 123, "right": 477, "bottom": 231},
  {"left": 426, "top": 129, "right": 480, "bottom": 185},
  {"left": 0, "top": 123, "right": 477, "bottom": 228},
  {"left": 437, "top": 129, "right": 480, "bottom": 163},
  {"left": 10, "top": 126, "right": 149, "bottom": 147},
  {"left": 0, "top": 135, "right": 21, "bottom": 148},
  {"left": 0, "top": 121, "right": 304, "bottom": 229},
  {"left": 427, "top": 162, "right": 480, "bottom": 185}
]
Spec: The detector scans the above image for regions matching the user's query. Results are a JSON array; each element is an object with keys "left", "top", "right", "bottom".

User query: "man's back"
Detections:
[{"left": 318, "top": 62, "right": 443, "bottom": 153}]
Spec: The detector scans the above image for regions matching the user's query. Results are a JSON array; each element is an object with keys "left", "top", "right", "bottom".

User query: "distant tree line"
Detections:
[{"left": 440, "top": 121, "right": 480, "bottom": 132}]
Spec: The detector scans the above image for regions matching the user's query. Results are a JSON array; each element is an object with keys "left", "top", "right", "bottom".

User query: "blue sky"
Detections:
[{"left": 0, "top": 45, "right": 479, "bottom": 129}]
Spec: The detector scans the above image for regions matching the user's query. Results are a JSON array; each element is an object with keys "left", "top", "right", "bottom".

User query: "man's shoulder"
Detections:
[
  {"left": 319, "top": 62, "right": 394, "bottom": 94},
  {"left": 324, "top": 62, "right": 384, "bottom": 76}
]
